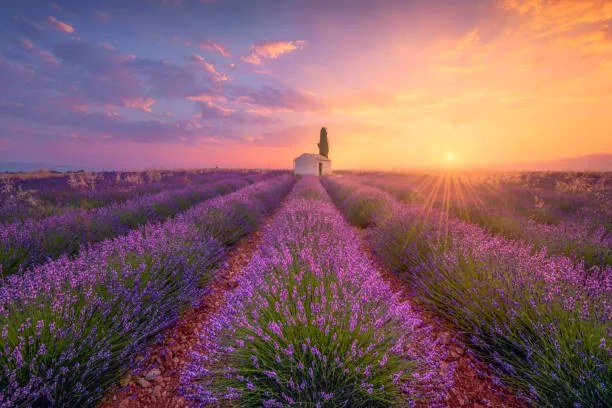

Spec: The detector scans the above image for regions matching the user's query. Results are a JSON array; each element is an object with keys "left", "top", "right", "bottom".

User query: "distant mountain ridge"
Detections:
[
  {"left": 498, "top": 154, "right": 612, "bottom": 172},
  {"left": 0, "top": 161, "right": 82, "bottom": 173}
]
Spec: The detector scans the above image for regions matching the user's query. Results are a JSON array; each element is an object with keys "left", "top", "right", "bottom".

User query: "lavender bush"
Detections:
[
  {"left": 351, "top": 172, "right": 611, "bottom": 268},
  {"left": 0, "top": 174, "right": 256, "bottom": 276},
  {"left": 0, "top": 175, "right": 293, "bottom": 407},
  {"left": 0, "top": 170, "right": 278, "bottom": 222},
  {"left": 183, "top": 177, "right": 453, "bottom": 407},
  {"left": 323, "top": 177, "right": 611, "bottom": 407}
]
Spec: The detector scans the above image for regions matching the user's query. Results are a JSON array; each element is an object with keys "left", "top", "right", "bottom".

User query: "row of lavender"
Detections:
[
  {"left": 347, "top": 171, "right": 611, "bottom": 227},
  {"left": 182, "top": 177, "right": 453, "bottom": 407},
  {"left": 323, "top": 176, "right": 611, "bottom": 407},
  {"left": 0, "top": 174, "right": 294, "bottom": 407},
  {"left": 0, "top": 171, "right": 273, "bottom": 276},
  {"left": 0, "top": 170, "right": 276, "bottom": 222},
  {"left": 351, "top": 173, "right": 611, "bottom": 268}
]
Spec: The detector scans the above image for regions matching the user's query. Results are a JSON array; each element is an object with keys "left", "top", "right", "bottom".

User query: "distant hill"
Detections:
[
  {"left": 498, "top": 154, "right": 612, "bottom": 172},
  {"left": 0, "top": 161, "right": 82, "bottom": 173}
]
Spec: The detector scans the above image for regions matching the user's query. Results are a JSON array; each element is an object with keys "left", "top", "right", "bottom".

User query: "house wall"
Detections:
[
  {"left": 320, "top": 160, "right": 332, "bottom": 175},
  {"left": 294, "top": 156, "right": 332, "bottom": 176},
  {"left": 294, "top": 156, "right": 319, "bottom": 175}
]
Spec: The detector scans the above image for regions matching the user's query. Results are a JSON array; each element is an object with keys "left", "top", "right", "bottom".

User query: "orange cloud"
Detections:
[
  {"left": 503, "top": 0, "right": 612, "bottom": 35},
  {"left": 241, "top": 40, "right": 306, "bottom": 65},
  {"left": 47, "top": 16, "right": 74, "bottom": 33}
]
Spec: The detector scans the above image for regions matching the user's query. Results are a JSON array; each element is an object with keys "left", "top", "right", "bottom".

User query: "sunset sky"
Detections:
[{"left": 0, "top": 0, "right": 611, "bottom": 170}]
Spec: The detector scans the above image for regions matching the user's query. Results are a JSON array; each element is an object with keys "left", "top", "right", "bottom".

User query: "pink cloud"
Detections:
[
  {"left": 190, "top": 54, "right": 205, "bottom": 62},
  {"left": 191, "top": 54, "right": 229, "bottom": 81},
  {"left": 186, "top": 93, "right": 225, "bottom": 103},
  {"left": 198, "top": 39, "right": 231, "bottom": 57},
  {"left": 241, "top": 40, "right": 306, "bottom": 65},
  {"left": 20, "top": 38, "right": 34, "bottom": 51},
  {"left": 124, "top": 97, "right": 155, "bottom": 112},
  {"left": 94, "top": 11, "right": 111, "bottom": 23},
  {"left": 241, "top": 53, "right": 263, "bottom": 65},
  {"left": 19, "top": 38, "right": 60, "bottom": 65},
  {"left": 47, "top": 16, "right": 74, "bottom": 33}
]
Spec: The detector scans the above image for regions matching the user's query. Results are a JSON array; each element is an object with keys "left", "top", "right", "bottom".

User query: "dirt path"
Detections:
[
  {"left": 356, "top": 232, "right": 527, "bottom": 408},
  {"left": 99, "top": 224, "right": 269, "bottom": 408}
]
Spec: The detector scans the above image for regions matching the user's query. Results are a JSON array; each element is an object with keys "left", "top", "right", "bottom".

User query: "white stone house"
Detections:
[{"left": 293, "top": 153, "right": 332, "bottom": 176}]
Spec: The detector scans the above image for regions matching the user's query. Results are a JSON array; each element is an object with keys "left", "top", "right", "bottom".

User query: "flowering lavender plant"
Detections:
[
  {"left": 0, "top": 175, "right": 293, "bottom": 407},
  {"left": 183, "top": 177, "right": 453, "bottom": 407},
  {"left": 0, "top": 170, "right": 265, "bottom": 223},
  {"left": 0, "top": 174, "right": 257, "bottom": 276},
  {"left": 323, "top": 176, "right": 611, "bottom": 407},
  {"left": 353, "top": 172, "right": 611, "bottom": 268}
]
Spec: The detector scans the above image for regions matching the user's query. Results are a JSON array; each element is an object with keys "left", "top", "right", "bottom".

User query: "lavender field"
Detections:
[
  {"left": 4, "top": 0, "right": 612, "bottom": 405},
  {"left": 0, "top": 169, "right": 609, "bottom": 407}
]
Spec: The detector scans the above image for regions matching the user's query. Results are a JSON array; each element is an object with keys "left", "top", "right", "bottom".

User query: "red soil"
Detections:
[
  {"left": 357, "top": 233, "right": 528, "bottom": 408},
  {"left": 98, "top": 227, "right": 266, "bottom": 408}
]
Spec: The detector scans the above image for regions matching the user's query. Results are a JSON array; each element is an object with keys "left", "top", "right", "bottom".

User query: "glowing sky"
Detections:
[{"left": 0, "top": 0, "right": 611, "bottom": 170}]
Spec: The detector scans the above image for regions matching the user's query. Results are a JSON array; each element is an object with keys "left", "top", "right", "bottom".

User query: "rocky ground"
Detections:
[{"left": 98, "top": 226, "right": 265, "bottom": 408}]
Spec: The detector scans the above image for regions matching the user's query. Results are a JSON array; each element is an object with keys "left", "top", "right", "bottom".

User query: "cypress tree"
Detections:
[{"left": 318, "top": 127, "right": 329, "bottom": 158}]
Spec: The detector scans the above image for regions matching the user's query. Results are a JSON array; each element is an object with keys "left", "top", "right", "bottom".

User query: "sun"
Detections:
[{"left": 446, "top": 153, "right": 455, "bottom": 162}]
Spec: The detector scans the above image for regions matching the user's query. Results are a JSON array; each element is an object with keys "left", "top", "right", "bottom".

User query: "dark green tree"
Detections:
[{"left": 318, "top": 127, "right": 329, "bottom": 158}]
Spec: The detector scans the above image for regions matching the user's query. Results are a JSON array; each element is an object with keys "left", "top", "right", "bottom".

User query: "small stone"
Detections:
[
  {"left": 145, "top": 368, "right": 162, "bottom": 380},
  {"left": 153, "top": 385, "right": 162, "bottom": 398},
  {"left": 136, "top": 377, "right": 151, "bottom": 388},
  {"left": 119, "top": 374, "right": 132, "bottom": 387}
]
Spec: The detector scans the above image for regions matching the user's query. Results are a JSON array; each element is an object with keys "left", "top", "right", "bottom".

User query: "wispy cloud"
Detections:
[
  {"left": 124, "top": 97, "right": 155, "bottom": 112},
  {"left": 503, "top": 0, "right": 612, "bottom": 35},
  {"left": 191, "top": 53, "right": 229, "bottom": 81},
  {"left": 198, "top": 39, "right": 231, "bottom": 57},
  {"left": 244, "top": 85, "right": 325, "bottom": 112},
  {"left": 94, "top": 11, "right": 111, "bottom": 24},
  {"left": 47, "top": 16, "right": 74, "bottom": 33},
  {"left": 241, "top": 40, "right": 306, "bottom": 65}
]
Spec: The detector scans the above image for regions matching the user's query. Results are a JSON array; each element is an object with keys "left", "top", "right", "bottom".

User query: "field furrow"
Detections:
[
  {"left": 175, "top": 176, "right": 522, "bottom": 407},
  {"left": 0, "top": 170, "right": 272, "bottom": 223},
  {"left": 0, "top": 175, "right": 294, "bottom": 407},
  {"left": 322, "top": 175, "right": 611, "bottom": 407},
  {"left": 0, "top": 172, "right": 277, "bottom": 275},
  {"left": 99, "top": 189, "right": 285, "bottom": 408},
  {"left": 349, "top": 173, "right": 611, "bottom": 268}
]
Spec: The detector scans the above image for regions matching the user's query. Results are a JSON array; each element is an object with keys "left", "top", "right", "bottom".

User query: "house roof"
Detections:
[{"left": 294, "top": 153, "right": 331, "bottom": 161}]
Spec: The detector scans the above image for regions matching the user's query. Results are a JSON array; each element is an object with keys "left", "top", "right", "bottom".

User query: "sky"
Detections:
[{"left": 0, "top": 0, "right": 611, "bottom": 170}]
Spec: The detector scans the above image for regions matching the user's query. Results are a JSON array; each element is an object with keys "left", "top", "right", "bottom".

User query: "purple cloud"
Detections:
[{"left": 245, "top": 86, "right": 326, "bottom": 112}]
